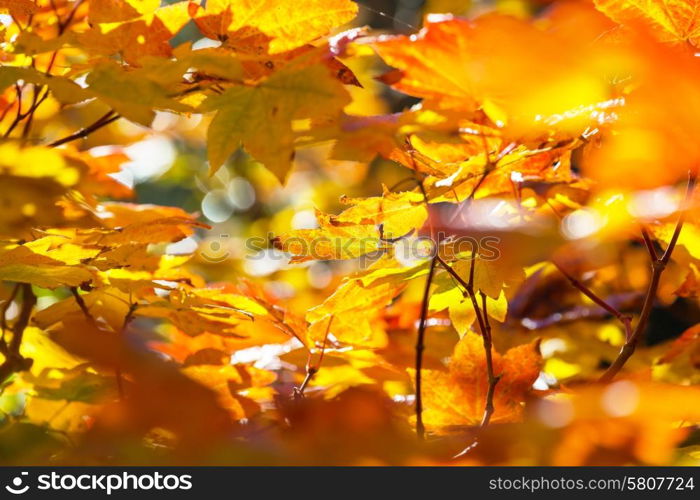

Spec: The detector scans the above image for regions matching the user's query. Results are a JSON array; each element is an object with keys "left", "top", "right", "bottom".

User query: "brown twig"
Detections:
[
  {"left": 415, "top": 256, "right": 437, "bottom": 440},
  {"left": 7, "top": 1, "right": 84, "bottom": 140},
  {"left": 553, "top": 262, "right": 633, "bottom": 340},
  {"left": 115, "top": 302, "right": 138, "bottom": 400},
  {"left": 436, "top": 255, "right": 501, "bottom": 456},
  {"left": 294, "top": 316, "right": 332, "bottom": 399},
  {"left": 441, "top": 258, "right": 500, "bottom": 423},
  {"left": 21, "top": 83, "right": 41, "bottom": 141},
  {"left": 57, "top": 0, "right": 84, "bottom": 35},
  {"left": 478, "top": 292, "right": 500, "bottom": 429},
  {"left": 640, "top": 226, "right": 659, "bottom": 261},
  {"left": 49, "top": 111, "right": 120, "bottom": 147},
  {"left": 70, "top": 287, "right": 97, "bottom": 325},
  {"left": 600, "top": 172, "right": 696, "bottom": 382},
  {"left": 2, "top": 84, "right": 24, "bottom": 138},
  {"left": 0, "top": 283, "right": 21, "bottom": 352},
  {"left": 518, "top": 292, "right": 641, "bottom": 330},
  {"left": 0, "top": 284, "right": 36, "bottom": 385}
]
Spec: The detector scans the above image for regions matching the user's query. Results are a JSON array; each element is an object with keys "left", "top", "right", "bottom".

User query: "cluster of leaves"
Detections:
[{"left": 0, "top": 0, "right": 699, "bottom": 465}]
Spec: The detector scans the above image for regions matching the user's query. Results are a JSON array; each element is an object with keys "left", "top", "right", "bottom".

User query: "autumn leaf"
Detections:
[
  {"left": 86, "top": 62, "right": 192, "bottom": 125},
  {"left": 202, "top": 59, "right": 350, "bottom": 180},
  {"left": 182, "top": 364, "right": 276, "bottom": 420},
  {"left": 273, "top": 189, "right": 428, "bottom": 262},
  {"left": 136, "top": 286, "right": 266, "bottom": 337},
  {"left": 0, "top": 0, "right": 37, "bottom": 17},
  {"left": 415, "top": 335, "right": 542, "bottom": 428},
  {"left": 335, "top": 188, "right": 428, "bottom": 240},
  {"left": 307, "top": 272, "right": 405, "bottom": 348},
  {"left": 273, "top": 216, "right": 383, "bottom": 263},
  {"left": 0, "top": 67, "right": 90, "bottom": 104},
  {"left": 1, "top": 0, "right": 699, "bottom": 467},
  {"left": 33, "top": 287, "right": 132, "bottom": 332},
  {"left": 371, "top": 11, "right": 617, "bottom": 135},
  {"left": 190, "top": 0, "right": 358, "bottom": 55},
  {"left": 451, "top": 256, "right": 525, "bottom": 300},
  {"left": 594, "top": 0, "right": 700, "bottom": 45},
  {"left": 0, "top": 244, "right": 94, "bottom": 289},
  {"left": 78, "top": 0, "right": 192, "bottom": 64}
]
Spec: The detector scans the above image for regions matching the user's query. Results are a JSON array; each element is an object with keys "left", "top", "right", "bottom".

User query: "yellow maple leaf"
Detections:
[
  {"left": 191, "top": 0, "right": 357, "bottom": 55},
  {"left": 202, "top": 60, "right": 350, "bottom": 181}
]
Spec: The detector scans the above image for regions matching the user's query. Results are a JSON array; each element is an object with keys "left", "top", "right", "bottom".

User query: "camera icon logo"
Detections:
[
  {"left": 200, "top": 234, "right": 231, "bottom": 263},
  {"left": 5, "top": 472, "right": 29, "bottom": 495}
]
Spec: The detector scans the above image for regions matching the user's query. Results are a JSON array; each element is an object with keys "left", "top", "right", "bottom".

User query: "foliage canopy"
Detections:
[{"left": 0, "top": 0, "right": 699, "bottom": 466}]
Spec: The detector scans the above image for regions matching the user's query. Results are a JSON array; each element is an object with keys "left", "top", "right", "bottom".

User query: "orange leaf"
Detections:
[
  {"left": 595, "top": 0, "right": 700, "bottom": 45},
  {"left": 417, "top": 335, "right": 542, "bottom": 428},
  {"left": 191, "top": 0, "right": 358, "bottom": 55}
]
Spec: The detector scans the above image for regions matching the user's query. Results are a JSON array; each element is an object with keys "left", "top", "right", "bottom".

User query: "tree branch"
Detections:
[
  {"left": 49, "top": 111, "right": 120, "bottom": 148},
  {"left": 553, "top": 262, "right": 633, "bottom": 340},
  {"left": 293, "top": 315, "right": 332, "bottom": 399},
  {"left": 478, "top": 292, "right": 500, "bottom": 430},
  {"left": 0, "top": 284, "right": 36, "bottom": 385},
  {"left": 436, "top": 255, "right": 502, "bottom": 456},
  {"left": 10, "top": 0, "right": 86, "bottom": 140},
  {"left": 71, "top": 287, "right": 97, "bottom": 325},
  {"left": 600, "top": 172, "right": 696, "bottom": 382},
  {"left": 0, "top": 283, "right": 21, "bottom": 353},
  {"left": 641, "top": 226, "right": 659, "bottom": 261},
  {"left": 115, "top": 302, "right": 138, "bottom": 400},
  {"left": 415, "top": 256, "right": 437, "bottom": 440}
]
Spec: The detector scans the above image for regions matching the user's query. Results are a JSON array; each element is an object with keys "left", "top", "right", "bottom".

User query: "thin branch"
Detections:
[
  {"left": 553, "top": 262, "right": 633, "bottom": 340},
  {"left": 0, "top": 283, "right": 21, "bottom": 353},
  {"left": 0, "top": 84, "right": 20, "bottom": 123},
  {"left": 599, "top": 261, "right": 663, "bottom": 382},
  {"left": 4, "top": 88, "right": 51, "bottom": 139},
  {"left": 640, "top": 226, "right": 659, "bottom": 261},
  {"left": 660, "top": 173, "right": 696, "bottom": 264},
  {"left": 70, "top": 287, "right": 96, "bottom": 325},
  {"left": 600, "top": 172, "right": 696, "bottom": 382},
  {"left": 9, "top": 0, "right": 85, "bottom": 140},
  {"left": 3, "top": 85, "right": 25, "bottom": 138},
  {"left": 436, "top": 255, "right": 502, "bottom": 457},
  {"left": 115, "top": 302, "right": 138, "bottom": 400},
  {"left": 21, "top": 84, "right": 41, "bottom": 141},
  {"left": 0, "top": 284, "right": 36, "bottom": 385},
  {"left": 9, "top": 285, "right": 35, "bottom": 353},
  {"left": 478, "top": 292, "right": 500, "bottom": 430},
  {"left": 436, "top": 254, "right": 471, "bottom": 291},
  {"left": 518, "top": 292, "right": 641, "bottom": 330},
  {"left": 294, "top": 316, "right": 332, "bottom": 399},
  {"left": 48, "top": 111, "right": 120, "bottom": 148},
  {"left": 57, "top": 0, "right": 84, "bottom": 35},
  {"left": 415, "top": 256, "right": 437, "bottom": 440}
]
